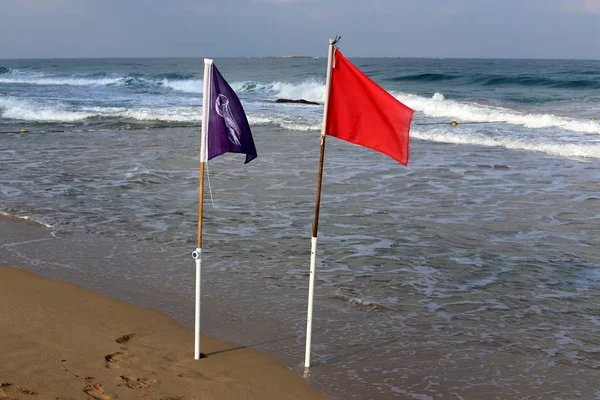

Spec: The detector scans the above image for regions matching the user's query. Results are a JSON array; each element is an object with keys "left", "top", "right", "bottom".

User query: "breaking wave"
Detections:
[
  {"left": 161, "top": 78, "right": 203, "bottom": 93},
  {"left": 411, "top": 127, "right": 600, "bottom": 159},
  {"left": 0, "top": 96, "right": 324, "bottom": 130},
  {"left": 231, "top": 79, "right": 325, "bottom": 103},
  {"left": 0, "top": 73, "right": 122, "bottom": 87},
  {"left": 0, "top": 68, "right": 326, "bottom": 102},
  {"left": 397, "top": 92, "right": 600, "bottom": 135},
  {"left": 0, "top": 97, "right": 200, "bottom": 123}
]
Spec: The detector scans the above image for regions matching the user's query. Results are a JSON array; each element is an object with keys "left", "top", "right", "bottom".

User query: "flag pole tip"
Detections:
[{"left": 195, "top": 353, "right": 207, "bottom": 360}]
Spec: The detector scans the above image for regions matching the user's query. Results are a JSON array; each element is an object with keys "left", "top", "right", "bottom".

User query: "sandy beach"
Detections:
[{"left": 0, "top": 264, "right": 329, "bottom": 400}]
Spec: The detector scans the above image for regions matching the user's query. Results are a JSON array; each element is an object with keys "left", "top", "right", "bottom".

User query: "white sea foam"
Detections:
[
  {"left": 269, "top": 79, "right": 325, "bottom": 102},
  {"left": 1, "top": 71, "right": 200, "bottom": 91},
  {"left": 117, "top": 107, "right": 200, "bottom": 122},
  {"left": 412, "top": 127, "right": 600, "bottom": 159},
  {"left": 279, "top": 121, "right": 321, "bottom": 131},
  {"left": 230, "top": 81, "right": 273, "bottom": 94},
  {"left": 0, "top": 97, "right": 200, "bottom": 123},
  {"left": 1, "top": 72, "right": 326, "bottom": 100},
  {"left": 231, "top": 79, "right": 325, "bottom": 102},
  {"left": 0, "top": 96, "right": 322, "bottom": 129},
  {"left": 161, "top": 78, "right": 204, "bottom": 93},
  {"left": 246, "top": 115, "right": 321, "bottom": 131},
  {"left": 0, "top": 97, "right": 96, "bottom": 121},
  {"left": 0, "top": 211, "right": 53, "bottom": 228},
  {"left": 0, "top": 75, "right": 121, "bottom": 86},
  {"left": 397, "top": 92, "right": 600, "bottom": 134},
  {"left": 2, "top": 69, "right": 599, "bottom": 140},
  {"left": 245, "top": 116, "right": 273, "bottom": 125}
]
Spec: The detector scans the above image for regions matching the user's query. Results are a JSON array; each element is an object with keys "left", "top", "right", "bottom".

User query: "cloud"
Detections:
[{"left": 561, "top": 0, "right": 600, "bottom": 14}]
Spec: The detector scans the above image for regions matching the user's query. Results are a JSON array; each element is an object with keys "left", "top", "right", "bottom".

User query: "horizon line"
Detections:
[{"left": 1, "top": 55, "right": 600, "bottom": 62}]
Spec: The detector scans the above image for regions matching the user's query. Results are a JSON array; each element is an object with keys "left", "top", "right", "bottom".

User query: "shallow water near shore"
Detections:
[{"left": 2, "top": 125, "right": 600, "bottom": 399}]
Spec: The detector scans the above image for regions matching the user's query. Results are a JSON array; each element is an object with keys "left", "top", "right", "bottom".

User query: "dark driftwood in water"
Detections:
[{"left": 276, "top": 98, "right": 320, "bottom": 105}]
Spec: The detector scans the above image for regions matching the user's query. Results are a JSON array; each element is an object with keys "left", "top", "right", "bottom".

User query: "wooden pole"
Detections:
[
  {"left": 197, "top": 161, "right": 205, "bottom": 249},
  {"left": 311, "top": 135, "right": 327, "bottom": 238}
]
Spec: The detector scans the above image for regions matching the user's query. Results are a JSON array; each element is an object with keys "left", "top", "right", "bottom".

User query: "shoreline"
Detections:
[{"left": 0, "top": 263, "right": 330, "bottom": 400}]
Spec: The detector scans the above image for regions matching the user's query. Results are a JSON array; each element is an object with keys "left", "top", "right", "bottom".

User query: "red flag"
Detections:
[{"left": 325, "top": 50, "right": 414, "bottom": 165}]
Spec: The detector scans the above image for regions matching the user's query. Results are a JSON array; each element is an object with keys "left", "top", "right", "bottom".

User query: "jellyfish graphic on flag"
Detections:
[
  {"left": 215, "top": 94, "right": 242, "bottom": 147},
  {"left": 201, "top": 59, "right": 257, "bottom": 164}
]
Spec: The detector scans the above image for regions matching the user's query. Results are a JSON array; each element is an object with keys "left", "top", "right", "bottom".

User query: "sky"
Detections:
[{"left": 0, "top": 0, "right": 599, "bottom": 59}]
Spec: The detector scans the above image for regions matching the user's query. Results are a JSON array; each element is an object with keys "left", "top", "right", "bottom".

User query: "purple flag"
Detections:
[{"left": 201, "top": 59, "right": 257, "bottom": 164}]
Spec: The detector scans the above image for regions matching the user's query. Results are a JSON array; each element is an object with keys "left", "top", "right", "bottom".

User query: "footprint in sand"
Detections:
[
  {"left": 119, "top": 375, "right": 157, "bottom": 390},
  {"left": 104, "top": 351, "right": 127, "bottom": 368},
  {"left": 84, "top": 383, "right": 111, "bottom": 400},
  {"left": 115, "top": 333, "right": 135, "bottom": 345},
  {"left": 0, "top": 383, "right": 9, "bottom": 399},
  {"left": 0, "top": 382, "right": 38, "bottom": 397},
  {"left": 17, "top": 387, "right": 38, "bottom": 396}
]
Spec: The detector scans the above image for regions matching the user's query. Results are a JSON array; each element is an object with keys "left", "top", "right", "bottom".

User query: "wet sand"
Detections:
[{"left": 0, "top": 264, "right": 329, "bottom": 400}]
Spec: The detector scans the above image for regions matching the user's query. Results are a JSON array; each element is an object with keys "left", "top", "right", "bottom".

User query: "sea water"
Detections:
[{"left": 1, "top": 57, "right": 600, "bottom": 399}]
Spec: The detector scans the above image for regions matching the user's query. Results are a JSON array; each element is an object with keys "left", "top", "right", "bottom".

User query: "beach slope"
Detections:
[{"left": 0, "top": 265, "right": 329, "bottom": 400}]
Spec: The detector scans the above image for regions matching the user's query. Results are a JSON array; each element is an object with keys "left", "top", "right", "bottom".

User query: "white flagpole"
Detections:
[
  {"left": 304, "top": 39, "right": 336, "bottom": 369},
  {"left": 193, "top": 58, "right": 212, "bottom": 360}
]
